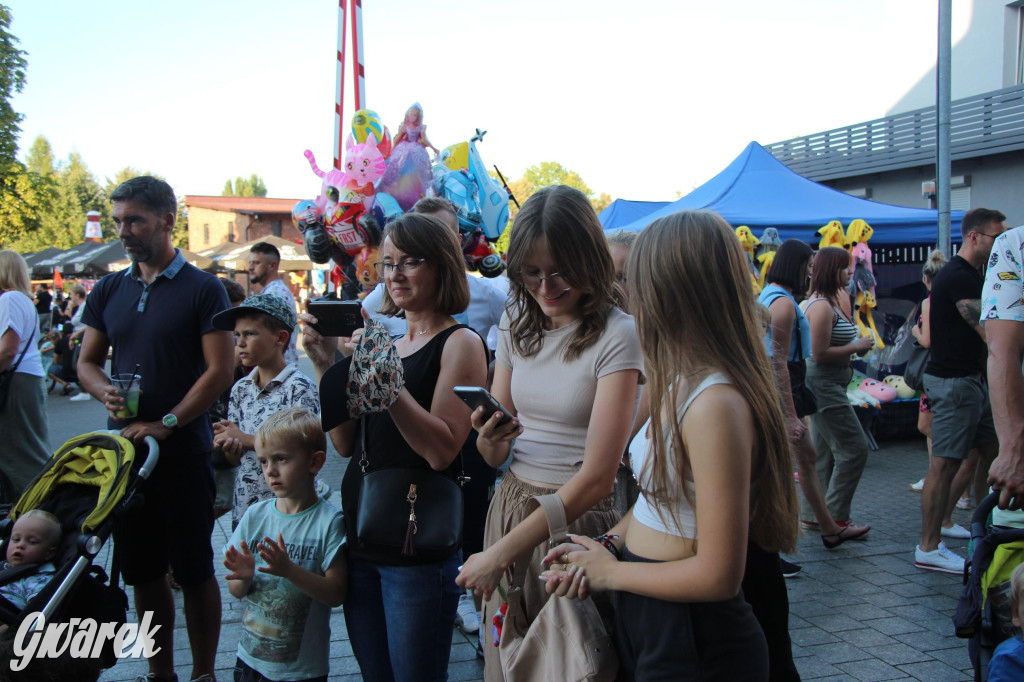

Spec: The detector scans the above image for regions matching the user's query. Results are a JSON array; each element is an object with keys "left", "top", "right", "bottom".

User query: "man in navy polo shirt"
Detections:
[{"left": 77, "top": 176, "right": 235, "bottom": 682}]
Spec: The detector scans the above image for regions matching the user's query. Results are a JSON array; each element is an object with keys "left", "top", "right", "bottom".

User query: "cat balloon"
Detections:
[{"left": 343, "top": 134, "right": 387, "bottom": 211}]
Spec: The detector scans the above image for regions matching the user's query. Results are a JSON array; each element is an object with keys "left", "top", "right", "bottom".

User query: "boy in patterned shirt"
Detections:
[{"left": 212, "top": 293, "right": 321, "bottom": 529}]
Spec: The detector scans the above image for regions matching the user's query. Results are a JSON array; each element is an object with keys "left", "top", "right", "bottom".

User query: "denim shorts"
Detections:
[{"left": 923, "top": 373, "right": 997, "bottom": 460}]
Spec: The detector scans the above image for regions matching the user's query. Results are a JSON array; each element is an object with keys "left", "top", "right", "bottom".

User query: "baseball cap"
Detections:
[{"left": 212, "top": 292, "right": 297, "bottom": 332}]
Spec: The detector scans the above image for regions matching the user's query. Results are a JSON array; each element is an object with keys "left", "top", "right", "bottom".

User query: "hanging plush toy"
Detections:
[
  {"left": 817, "top": 220, "right": 847, "bottom": 250},
  {"left": 735, "top": 226, "right": 762, "bottom": 293},
  {"left": 859, "top": 377, "right": 897, "bottom": 403},
  {"left": 855, "top": 290, "right": 885, "bottom": 349},
  {"left": 845, "top": 219, "right": 874, "bottom": 250},
  {"left": 342, "top": 133, "right": 387, "bottom": 212},
  {"left": 883, "top": 375, "right": 917, "bottom": 399},
  {"left": 756, "top": 227, "right": 782, "bottom": 283}
]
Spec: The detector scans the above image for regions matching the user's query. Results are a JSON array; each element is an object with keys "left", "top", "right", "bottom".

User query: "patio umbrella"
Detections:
[
  {"left": 31, "top": 242, "right": 107, "bottom": 279},
  {"left": 214, "top": 235, "right": 315, "bottom": 272},
  {"left": 22, "top": 247, "right": 65, "bottom": 270}
]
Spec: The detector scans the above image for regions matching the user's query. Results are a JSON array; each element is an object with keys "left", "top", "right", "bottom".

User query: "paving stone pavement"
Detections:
[{"left": 44, "top": 364, "right": 975, "bottom": 681}]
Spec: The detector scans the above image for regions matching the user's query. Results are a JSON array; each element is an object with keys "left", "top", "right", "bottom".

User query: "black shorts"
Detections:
[
  {"left": 614, "top": 546, "right": 769, "bottom": 681},
  {"left": 114, "top": 443, "right": 216, "bottom": 587}
]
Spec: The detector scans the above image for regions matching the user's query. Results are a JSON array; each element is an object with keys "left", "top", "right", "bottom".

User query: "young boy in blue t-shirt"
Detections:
[
  {"left": 990, "top": 562, "right": 1024, "bottom": 681},
  {"left": 224, "top": 408, "right": 346, "bottom": 682}
]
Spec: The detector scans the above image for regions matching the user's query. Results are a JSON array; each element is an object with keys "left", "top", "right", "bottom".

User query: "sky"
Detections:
[{"left": 8, "top": 0, "right": 972, "bottom": 205}]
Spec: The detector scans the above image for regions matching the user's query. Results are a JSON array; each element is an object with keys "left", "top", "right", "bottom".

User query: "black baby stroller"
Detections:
[
  {"left": 954, "top": 491, "right": 1024, "bottom": 681},
  {"left": 0, "top": 430, "right": 159, "bottom": 678}
]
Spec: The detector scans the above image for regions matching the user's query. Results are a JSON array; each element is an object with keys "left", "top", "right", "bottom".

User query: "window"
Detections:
[
  {"left": 271, "top": 220, "right": 282, "bottom": 237},
  {"left": 203, "top": 224, "right": 210, "bottom": 245},
  {"left": 951, "top": 187, "right": 971, "bottom": 211},
  {"left": 228, "top": 221, "right": 235, "bottom": 242}
]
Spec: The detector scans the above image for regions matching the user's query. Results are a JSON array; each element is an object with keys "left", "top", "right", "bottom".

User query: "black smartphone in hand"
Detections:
[
  {"left": 307, "top": 300, "right": 363, "bottom": 337},
  {"left": 453, "top": 386, "right": 515, "bottom": 428}
]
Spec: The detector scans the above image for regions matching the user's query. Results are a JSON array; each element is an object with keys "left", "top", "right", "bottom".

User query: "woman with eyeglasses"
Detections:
[
  {"left": 300, "top": 212, "right": 488, "bottom": 681},
  {"left": 455, "top": 185, "right": 643, "bottom": 680}
]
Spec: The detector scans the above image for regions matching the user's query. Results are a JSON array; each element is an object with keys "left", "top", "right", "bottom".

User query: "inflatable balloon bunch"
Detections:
[{"left": 297, "top": 109, "right": 512, "bottom": 299}]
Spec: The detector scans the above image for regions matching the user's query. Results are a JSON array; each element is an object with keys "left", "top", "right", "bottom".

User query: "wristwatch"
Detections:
[{"left": 161, "top": 413, "right": 179, "bottom": 430}]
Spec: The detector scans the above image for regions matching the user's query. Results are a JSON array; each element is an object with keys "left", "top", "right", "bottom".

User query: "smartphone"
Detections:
[
  {"left": 307, "top": 300, "right": 364, "bottom": 337},
  {"left": 453, "top": 386, "right": 515, "bottom": 427}
]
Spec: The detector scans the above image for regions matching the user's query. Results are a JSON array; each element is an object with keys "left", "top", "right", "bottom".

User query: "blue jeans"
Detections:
[{"left": 343, "top": 553, "right": 461, "bottom": 682}]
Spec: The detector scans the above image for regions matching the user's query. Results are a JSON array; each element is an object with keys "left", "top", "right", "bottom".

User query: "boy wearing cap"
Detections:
[{"left": 211, "top": 293, "right": 321, "bottom": 529}]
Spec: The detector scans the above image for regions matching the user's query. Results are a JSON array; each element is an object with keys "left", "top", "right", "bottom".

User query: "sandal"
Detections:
[{"left": 822, "top": 523, "right": 871, "bottom": 549}]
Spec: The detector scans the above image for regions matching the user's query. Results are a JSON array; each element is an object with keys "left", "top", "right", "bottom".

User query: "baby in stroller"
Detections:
[
  {"left": 0, "top": 510, "right": 62, "bottom": 611},
  {"left": 990, "top": 563, "right": 1024, "bottom": 680}
]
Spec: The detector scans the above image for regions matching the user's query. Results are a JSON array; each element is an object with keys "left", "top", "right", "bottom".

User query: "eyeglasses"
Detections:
[
  {"left": 975, "top": 231, "right": 1001, "bottom": 241},
  {"left": 373, "top": 259, "right": 427, "bottom": 277},
  {"left": 520, "top": 270, "right": 570, "bottom": 291}
]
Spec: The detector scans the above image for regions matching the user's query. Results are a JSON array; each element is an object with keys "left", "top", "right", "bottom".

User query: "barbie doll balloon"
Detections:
[{"left": 376, "top": 103, "right": 437, "bottom": 211}]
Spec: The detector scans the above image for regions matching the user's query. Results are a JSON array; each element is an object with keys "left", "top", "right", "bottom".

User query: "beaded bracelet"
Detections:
[{"left": 592, "top": 534, "right": 622, "bottom": 560}]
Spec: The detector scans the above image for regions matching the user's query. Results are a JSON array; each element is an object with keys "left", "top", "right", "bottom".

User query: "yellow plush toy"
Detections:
[
  {"left": 845, "top": 219, "right": 874, "bottom": 249},
  {"left": 758, "top": 250, "right": 776, "bottom": 285},
  {"left": 735, "top": 226, "right": 762, "bottom": 293},
  {"left": 855, "top": 290, "right": 885, "bottom": 349},
  {"left": 817, "top": 220, "right": 847, "bottom": 250}
]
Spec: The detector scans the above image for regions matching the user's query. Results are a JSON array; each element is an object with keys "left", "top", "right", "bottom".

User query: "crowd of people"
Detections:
[{"left": 4, "top": 174, "right": 1024, "bottom": 681}]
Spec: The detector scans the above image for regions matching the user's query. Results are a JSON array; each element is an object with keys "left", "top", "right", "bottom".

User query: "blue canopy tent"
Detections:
[
  {"left": 616, "top": 142, "right": 964, "bottom": 246},
  {"left": 598, "top": 199, "right": 671, "bottom": 229}
]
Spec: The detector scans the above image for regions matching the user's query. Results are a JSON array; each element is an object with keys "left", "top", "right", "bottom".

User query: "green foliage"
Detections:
[
  {"left": 0, "top": 5, "right": 27, "bottom": 171},
  {"left": 490, "top": 162, "right": 608, "bottom": 252},
  {"left": 0, "top": 162, "right": 52, "bottom": 250},
  {"left": 25, "top": 135, "right": 54, "bottom": 177},
  {"left": 222, "top": 174, "right": 267, "bottom": 197}
]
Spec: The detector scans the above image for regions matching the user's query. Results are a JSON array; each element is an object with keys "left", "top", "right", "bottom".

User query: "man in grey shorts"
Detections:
[{"left": 915, "top": 208, "right": 1008, "bottom": 574}]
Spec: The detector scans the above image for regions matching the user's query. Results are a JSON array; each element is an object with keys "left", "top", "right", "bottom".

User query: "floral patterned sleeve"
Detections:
[{"left": 983, "top": 229, "right": 1024, "bottom": 324}]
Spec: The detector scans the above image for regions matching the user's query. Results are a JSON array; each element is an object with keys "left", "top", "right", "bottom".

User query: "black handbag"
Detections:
[
  {"left": 0, "top": 328, "right": 35, "bottom": 410},
  {"left": 903, "top": 343, "right": 930, "bottom": 392},
  {"left": 786, "top": 310, "right": 817, "bottom": 418},
  {"left": 354, "top": 417, "right": 464, "bottom": 563}
]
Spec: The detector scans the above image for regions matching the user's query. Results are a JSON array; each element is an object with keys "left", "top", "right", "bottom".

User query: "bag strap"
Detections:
[
  {"left": 510, "top": 493, "right": 567, "bottom": 589},
  {"left": 6, "top": 328, "right": 35, "bottom": 375},
  {"left": 357, "top": 416, "right": 468, "bottom": 484},
  {"left": 763, "top": 290, "right": 802, "bottom": 363}
]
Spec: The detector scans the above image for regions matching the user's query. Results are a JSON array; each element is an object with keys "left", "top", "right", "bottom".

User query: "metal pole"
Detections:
[
  {"left": 351, "top": 0, "right": 366, "bottom": 111},
  {"left": 333, "top": 0, "right": 348, "bottom": 171},
  {"left": 937, "top": 0, "right": 952, "bottom": 255}
]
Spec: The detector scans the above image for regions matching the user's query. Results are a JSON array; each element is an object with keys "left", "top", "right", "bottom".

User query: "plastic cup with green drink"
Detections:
[{"left": 111, "top": 373, "right": 141, "bottom": 419}]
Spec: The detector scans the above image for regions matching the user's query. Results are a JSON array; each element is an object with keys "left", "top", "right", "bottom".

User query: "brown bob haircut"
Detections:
[
  {"left": 377, "top": 212, "right": 470, "bottom": 318},
  {"left": 808, "top": 246, "right": 852, "bottom": 300}
]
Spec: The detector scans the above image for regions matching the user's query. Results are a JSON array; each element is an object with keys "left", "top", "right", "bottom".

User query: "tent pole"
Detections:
[{"left": 936, "top": 0, "right": 952, "bottom": 256}]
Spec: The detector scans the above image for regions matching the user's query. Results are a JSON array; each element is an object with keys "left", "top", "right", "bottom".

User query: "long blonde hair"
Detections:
[
  {"left": 0, "top": 250, "right": 32, "bottom": 296},
  {"left": 628, "top": 210, "right": 798, "bottom": 553}
]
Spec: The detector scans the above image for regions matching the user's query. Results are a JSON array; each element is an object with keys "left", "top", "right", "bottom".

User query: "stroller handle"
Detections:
[{"left": 104, "top": 432, "right": 160, "bottom": 481}]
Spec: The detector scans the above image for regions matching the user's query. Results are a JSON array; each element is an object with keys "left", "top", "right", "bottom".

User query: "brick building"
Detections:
[{"left": 184, "top": 196, "right": 304, "bottom": 252}]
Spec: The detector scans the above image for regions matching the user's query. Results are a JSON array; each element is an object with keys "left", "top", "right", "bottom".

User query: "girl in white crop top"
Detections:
[{"left": 540, "top": 210, "right": 799, "bottom": 681}]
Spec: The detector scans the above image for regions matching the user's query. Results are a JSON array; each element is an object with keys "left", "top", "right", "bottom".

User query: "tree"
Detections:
[
  {"left": 25, "top": 135, "right": 54, "bottom": 177},
  {"left": 0, "top": 162, "right": 52, "bottom": 251},
  {"left": 222, "top": 174, "right": 267, "bottom": 197},
  {"left": 0, "top": 5, "right": 27, "bottom": 171},
  {"left": 35, "top": 151, "right": 105, "bottom": 248}
]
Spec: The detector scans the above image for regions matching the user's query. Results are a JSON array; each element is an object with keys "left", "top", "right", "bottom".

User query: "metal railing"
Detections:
[{"left": 766, "top": 85, "right": 1024, "bottom": 181}]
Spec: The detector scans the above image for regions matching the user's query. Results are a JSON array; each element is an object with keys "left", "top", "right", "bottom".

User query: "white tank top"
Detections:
[{"left": 628, "top": 373, "right": 731, "bottom": 538}]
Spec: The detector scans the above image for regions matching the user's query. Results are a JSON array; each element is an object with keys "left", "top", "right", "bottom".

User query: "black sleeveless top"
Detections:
[{"left": 341, "top": 324, "right": 480, "bottom": 563}]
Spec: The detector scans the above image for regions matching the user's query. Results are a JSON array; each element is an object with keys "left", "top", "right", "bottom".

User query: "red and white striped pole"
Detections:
[
  {"left": 333, "top": 0, "right": 349, "bottom": 171},
  {"left": 350, "top": 0, "right": 366, "bottom": 112}
]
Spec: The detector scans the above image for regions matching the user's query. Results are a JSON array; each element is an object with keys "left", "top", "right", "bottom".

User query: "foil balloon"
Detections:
[
  {"left": 343, "top": 133, "right": 386, "bottom": 211},
  {"left": 351, "top": 109, "right": 383, "bottom": 145}
]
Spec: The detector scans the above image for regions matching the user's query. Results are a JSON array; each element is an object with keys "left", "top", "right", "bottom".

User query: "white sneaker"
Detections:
[
  {"left": 910, "top": 478, "right": 925, "bottom": 492},
  {"left": 941, "top": 523, "right": 970, "bottom": 540},
  {"left": 455, "top": 592, "right": 480, "bottom": 634},
  {"left": 69, "top": 392, "right": 92, "bottom": 402},
  {"left": 914, "top": 542, "right": 965, "bottom": 574}
]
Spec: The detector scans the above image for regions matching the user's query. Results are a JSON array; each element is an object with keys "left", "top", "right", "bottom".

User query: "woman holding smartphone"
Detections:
[
  {"left": 301, "top": 212, "right": 488, "bottom": 682},
  {"left": 455, "top": 185, "right": 643, "bottom": 681},
  {"left": 542, "top": 210, "right": 799, "bottom": 680}
]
